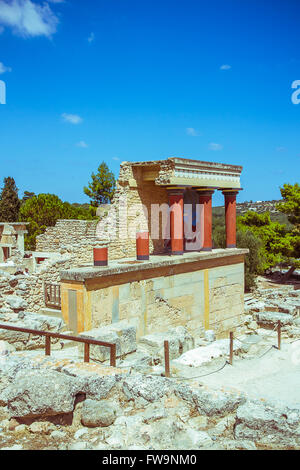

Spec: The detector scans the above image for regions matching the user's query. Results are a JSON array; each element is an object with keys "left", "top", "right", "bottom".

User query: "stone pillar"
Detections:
[
  {"left": 222, "top": 190, "right": 238, "bottom": 248},
  {"left": 16, "top": 231, "right": 26, "bottom": 255},
  {"left": 197, "top": 189, "right": 214, "bottom": 251},
  {"left": 168, "top": 188, "right": 184, "bottom": 255}
]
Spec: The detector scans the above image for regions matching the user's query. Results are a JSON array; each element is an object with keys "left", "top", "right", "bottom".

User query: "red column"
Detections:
[
  {"left": 222, "top": 190, "right": 238, "bottom": 248},
  {"left": 93, "top": 246, "right": 108, "bottom": 266},
  {"left": 168, "top": 189, "right": 184, "bottom": 255},
  {"left": 136, "top": 231, "right": 149, "bottom": 260},
  {"left": 197, "top": 190, "right": 214, "bottom": 251}
]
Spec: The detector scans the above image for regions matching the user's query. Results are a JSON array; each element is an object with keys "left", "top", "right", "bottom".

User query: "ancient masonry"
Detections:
[{"left": 56, "top": 157, "right": 248, "bottom": 339}]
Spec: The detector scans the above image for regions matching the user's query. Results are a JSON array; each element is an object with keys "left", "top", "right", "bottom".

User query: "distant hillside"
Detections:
[{"left": 213, "top": 199, "right": 291, "bottom": 226}]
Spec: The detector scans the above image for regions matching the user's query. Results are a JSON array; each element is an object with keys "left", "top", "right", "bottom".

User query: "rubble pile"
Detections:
[
  {"left": 0, "top": 276, "right": 299, "bottom": 450},
  {"left": 0, "top": 353, "right": 299, "bottom": 451}
]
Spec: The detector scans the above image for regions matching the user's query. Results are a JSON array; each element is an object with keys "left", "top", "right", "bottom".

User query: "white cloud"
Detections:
[
  {"left": 0, "top": 61, "right": 11, "bottom": 74},
  {"left": 186, "top": 127, "right": 201, "bottom": 136},
  {"left": 62, "top": 113, "right": 83, "bottom": 125},
  {"left": 87, "top": 31, "right": 95, "bottom": 43},
  {"left": 0, "top": 0, "right": 59, "bottom": 38},
  {"left": 220, "top": 64, "right": 231, "bottom": 70},
  {"left": 112, "top": 156, "right": 120, "bottom": 161},
  {"left": 76, "top": 140, "right": 88, "bottom": 148},
  {"left": 209, "top": 142, "right": 223, "bottom": 151}
]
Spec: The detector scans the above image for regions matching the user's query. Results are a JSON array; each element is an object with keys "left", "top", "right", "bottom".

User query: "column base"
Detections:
[
  {"left": 137, "top": 255, "right": 150, "bottom": 261},
  {"left": 171, "top": 251, "right": 184, "bottom": 255},
  {"left": 201, "top": 247, "right": 212, "bottom": 252},
  {"left": 94, "top": 261, "right": 108, "bottom": 267},
  {"left": 226, "top": 244, "right": 236, "bottom": 248}
]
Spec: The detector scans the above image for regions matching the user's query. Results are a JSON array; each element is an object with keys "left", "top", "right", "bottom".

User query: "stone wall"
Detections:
[
  {"left": 36, "top": 220, "right": 99, "bottom": 264},
  {"left": 96, "top": 161, "right": 172, "bottom": 260},
  {"left": 60, "top": 254, "right": 245, "bottom": 338}
]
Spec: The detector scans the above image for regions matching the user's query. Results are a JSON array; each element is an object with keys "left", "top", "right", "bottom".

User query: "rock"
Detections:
[
  {"left": 193, "top": 388, "right": 245, "bottom": 417},
  {"left": 142, "top": 403, "right": 167, "bottom": 423},
  {"left": 182, "top": 428, "right": 213, "bottom": 448},
  {"left": 7, "top": 418, "right": 19, "bottom": 431},
  {"left": 14, "top": 424, "right": 27, "bottom": 434},
  {"left": 188, "top": 416, "right": 208, "bottom": 430},
  {"left": 235, "top": 400, "right": 300, "bottom": 442},
  {"left": 225, "top": 439, "right": 257, "bottom": 450},
  {"left": 256, "top": 311, "right": 294, "bottom": 326},
  {"left": 247, "top": 321, "right": 258, "bottom": 330},
  {"left": 175, "top": 383, "right": 245, "bottom": 417},
  {"left": 4, "top": 295, "right": 27, "bottom": 310},
  {"left": 29, "top": 421, "right": 56, "bottom": 434},
  {"left": 59, "top": 363, "right": 122, "bottom": 401},
  {"left": 0, "top": 341, "right": 15, "bottom": 356},
  {"left": 74, "top": 428, "right": 89, "bottom": 439},
  {"left": 149, "top": 417, "right": 185, "bottom": 449},
  {"left": 68, "top": 442, "right": 89, "bottom": 450},
  {"left": 50, "top": 430, "right": 67, "bottom": 440},
  {"left": 81, "top": 399, "right": 116, "bottom": 427},
  {"left": 118, "top": 350, "right": 153, "bottom": 371},
  {"left": 210, "top": 415, "right": 235, "bottom": 437},
  {"left": 139, "top": 326, "right": 194, "bottom": 361},
  {"left": 173, "top": 339, "right": 240, "bottom": 367},
  {"left": 204, "top": 330, "right": 216, "bottom": 343},
  {"left": 79, "top": 321, "right": 136, "bottom": 362},
  {"left": 5, "top": 369, "right": 82, "bottom": 418},
  {"left": 122, "top": 374, "right": 173, "bottom": 403},
  {"left": 1, "top": 444, "right": 23, "bottom": 450}
]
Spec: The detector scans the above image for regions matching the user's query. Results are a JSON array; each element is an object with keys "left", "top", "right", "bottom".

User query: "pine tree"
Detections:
[
  {"left": 84, "top": 162, "right": 116, "bottom": 206},
  {"left": 0, "top": 177, "right": 21, "bottom": 222}
]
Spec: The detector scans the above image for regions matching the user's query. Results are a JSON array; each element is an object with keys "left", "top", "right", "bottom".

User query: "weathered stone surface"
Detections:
[
  {"left": 175, "top": 383, "right": 245, "bottom": 417},
  {"left": 173, "top": 339, "right": 240, "bottom": 367},
  {"left": 141, "top": 403, "right": 167, "bottom": 423},
  {"left": 4, "top": 295, "right": 27, "bottom": 310},
  {"left": 79, "top": 321, "right": 136, "bottom": 362},
  {"left": 181, "top": 428, "right": 213, "bottom": 448},
  {"left": 4, "top": 369, "right": 82, "bottom": 418},
  {"left": 204, "top": 330, "right": 216, "bottom": 343},
  {"left": 138, "top": 326, "right": 194, "bottom": 361},
  {"left": 81, "top": 399, "right": 116, "bottom": 427},
  {"left": 255, "top": 311, "right": 294, "bottom": 326},
  {"left": 59, "top": 363, "right": 125, "bottom": 400},
  {"left": 29, "top": 421, "right": 56, "bottom": 435},
  {"left": 122, "top": 374, "right": 173, "bottom": 403},
  {"left": 235, "top": 400, "right": 300, "bottom": 442},
  {"left": 0, "top": 340, "right": 15, "bottom": 356}
]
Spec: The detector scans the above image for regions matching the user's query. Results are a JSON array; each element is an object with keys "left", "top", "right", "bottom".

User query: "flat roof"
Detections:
[{"left": 60, "top": 248, "right": 249, "bottom": 282}]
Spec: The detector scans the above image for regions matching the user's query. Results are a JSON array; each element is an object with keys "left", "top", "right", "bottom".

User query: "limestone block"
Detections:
[
  {"left": 81, "top": 399, "right": 117, "bottom": 427},
  {"left": 256, "top": 311, "right": 294, "bottom": 326},
  {"left": 138, "top": 326, "right": 194, "bottom": 361},
  {"left": 79, "top": 321, "right": 137, "bottom": 362}
]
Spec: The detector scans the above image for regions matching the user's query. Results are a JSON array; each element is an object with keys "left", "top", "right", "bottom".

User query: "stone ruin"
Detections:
[{"left": 0, "top": 158, "right": 299, "bottom": 450}]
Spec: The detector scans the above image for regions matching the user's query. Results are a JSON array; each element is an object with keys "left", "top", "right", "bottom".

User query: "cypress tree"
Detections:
[{"left": 0, "top": 177, "right": 21, "bottom": 222}]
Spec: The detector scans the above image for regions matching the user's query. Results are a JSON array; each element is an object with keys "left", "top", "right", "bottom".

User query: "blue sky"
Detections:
[{"left": 0, "top": 0, "right": 299, "bottom": 206}]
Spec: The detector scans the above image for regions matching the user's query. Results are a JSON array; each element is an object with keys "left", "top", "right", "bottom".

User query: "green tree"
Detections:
[
  {"left": 277, "top": 183, "right": 300, "bottom": 227},
  {"left": 84, "top": 162, "right": 116, "bottom": 206},
  {"left": 0, "top": 177, "right": 21, "bottom": 222},
  {"left": 237, "top": 211, "right": 288, "bottom": 270},
  {"left": 19, "top": 193, "right": 97, "bottom": 250},
  {"left": 213, "top": 219, "right": 263, "bottom": 291},
  {"left": 22, "top": 191, "right": 36, "bottom": 203}
]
